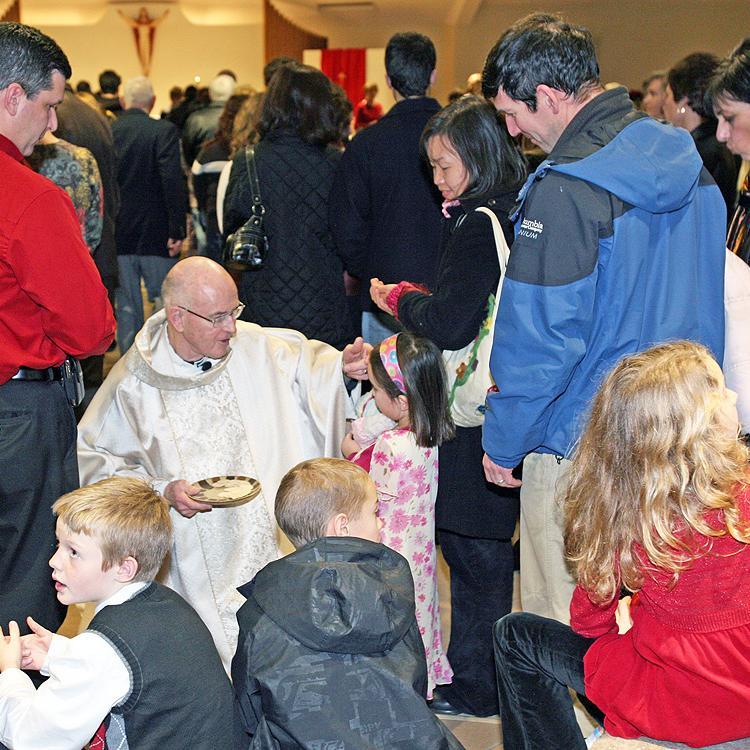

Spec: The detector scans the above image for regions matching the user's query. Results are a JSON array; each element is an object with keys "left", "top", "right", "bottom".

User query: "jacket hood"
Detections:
[
  {"left": 242, "top": 537, "right": 417, "bottom": 654},
  {"left": 551, "top": 112, "right": 704, "bottom": 215},
  {"left": 541, "top": 88, "right": 704, "bottom": 214}
]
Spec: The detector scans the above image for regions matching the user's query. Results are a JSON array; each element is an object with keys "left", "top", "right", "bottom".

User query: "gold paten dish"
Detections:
[{"left": 194, "top": 476, "right": 261, "bottom": 508}]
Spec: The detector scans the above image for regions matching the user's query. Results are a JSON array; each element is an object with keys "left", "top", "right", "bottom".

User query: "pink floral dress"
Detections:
[{"left": 357, "top": 427, "right": 452, "bottom": 698}]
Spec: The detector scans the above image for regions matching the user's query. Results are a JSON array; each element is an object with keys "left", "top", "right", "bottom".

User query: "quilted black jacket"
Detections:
[{"left": 223, "top": 133, "right": 352, "bottom": 349}]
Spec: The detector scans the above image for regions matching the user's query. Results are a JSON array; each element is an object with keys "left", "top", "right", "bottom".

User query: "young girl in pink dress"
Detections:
[{"left": 343, "top": 332, "right": 455, "bottom": 698}]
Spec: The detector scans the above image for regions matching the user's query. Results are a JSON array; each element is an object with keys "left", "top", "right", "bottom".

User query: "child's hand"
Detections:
[
  {"left": 20, "top": 616, "right": 54, "bottom": 671},
  {"left": 0, "top": 620, "right": 22, "bottom": 672},
  {"left": 341, "top": 432, "right": 362, "bottom": 457},
  {"left": 615, "top": 595, "right": 634, "bottom": 634}
]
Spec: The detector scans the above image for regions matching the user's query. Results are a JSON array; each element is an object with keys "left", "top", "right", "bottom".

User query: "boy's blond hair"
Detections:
[
  {"left": 275, "top": 458, "right": 374, "bottom": 548},
  {"left": 53, "top": 477, "right": 172, "bottom": 581}
]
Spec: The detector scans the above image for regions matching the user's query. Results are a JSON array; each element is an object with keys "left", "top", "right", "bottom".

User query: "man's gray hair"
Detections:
[
  {"left": 0, "top": 22, "right": 71, "bottom": 98},
  {"left": 209, "top": 74, "right": 236, "bottom": 103},
  {"left": 123, "top": 76, "right": 154, "bottom": 109}
]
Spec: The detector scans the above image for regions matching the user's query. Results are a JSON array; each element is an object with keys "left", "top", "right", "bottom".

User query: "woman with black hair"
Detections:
[
  {"left": 371, "top": 95, "right": 526, "bottom": 717},
  {"left": 708, "top": 37, "right": 750, "bottom": 264},
  {"left": 192, "top": 92, "right": 249, "bottom": 263},
  {"left": 223, "top": 63, "right": 351, "bottom": 348},
  {"left": 664, "top": 52, "right": 739, "bottom": 213}
]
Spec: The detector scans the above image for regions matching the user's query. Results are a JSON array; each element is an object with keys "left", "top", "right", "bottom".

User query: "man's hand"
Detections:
[
  {"left": 20, "top": 616, "right": 53, "bottom": 671},
  {"left": 370, "top": 278, "right": 396, "bottom": 314},
  {"left": 164, "top": 479, "right": 212, "bottom": 518},
  {"left": 0, "top": 621, "right": 21, "bottom": 672},
  {"left": 342, "top": 337, "right": 372, "bottom": 381},
  {"left": 482, "top": 453, "right": 522, "bottom": 488},
  {"left": 166, "top": 238, "right": 183, "bottom": 257}
]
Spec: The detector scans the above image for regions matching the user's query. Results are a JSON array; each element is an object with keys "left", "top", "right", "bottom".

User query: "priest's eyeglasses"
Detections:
[{"left": 177, "top": 303, "right": 245, "bottom": 327}]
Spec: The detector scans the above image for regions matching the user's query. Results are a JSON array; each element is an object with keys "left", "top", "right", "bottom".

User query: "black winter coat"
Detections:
[
  {"left": 231, "top": 537, "right": 464, "bottom": 750},
  {"left": 223, "top": 133, "right": 352, "bottom": 349},
  {"left": 398, "top": 188, "right": 521, "bottom": 539},
  {"left": 55, "top": 87, "right": 120, "bottom": 294},
  {"left": 692, "top": 120, "right": 739, "bottom": 217},
  {"left": 329, "top": 97, "right": 443, "bottom": 312},
  {"left": 111, "top": 109, "right": 187, "bottom": 257}
]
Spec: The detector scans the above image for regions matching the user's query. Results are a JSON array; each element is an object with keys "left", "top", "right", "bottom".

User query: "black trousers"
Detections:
[
  {"left": 494, "top": 612, "right": 598, "bottom": 750},
  {"left": 438, "top": 530, "right": 515, "bottom": 716},
  {"left": 0, "top": 379, "right": 76, "bottom": 634}
]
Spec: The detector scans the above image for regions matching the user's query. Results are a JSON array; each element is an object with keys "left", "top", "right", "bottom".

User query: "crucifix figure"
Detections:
[{"left": 118, "top": 6, "right": 169, "bottom": 76}]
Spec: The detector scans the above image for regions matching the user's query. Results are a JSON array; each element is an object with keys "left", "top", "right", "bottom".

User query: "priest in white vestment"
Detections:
[{"left": 77, "top": 258, "right": 368, "bottom": 668}]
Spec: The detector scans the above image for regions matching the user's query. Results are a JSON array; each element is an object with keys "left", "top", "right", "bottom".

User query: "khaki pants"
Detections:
[{"left": 519, "top": 452, "right": 576, "bottom": 623}]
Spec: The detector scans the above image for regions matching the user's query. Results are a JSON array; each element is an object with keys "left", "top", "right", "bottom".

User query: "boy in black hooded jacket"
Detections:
[{"left": 231, "top": 458, "right": 463, "bottom": 749}]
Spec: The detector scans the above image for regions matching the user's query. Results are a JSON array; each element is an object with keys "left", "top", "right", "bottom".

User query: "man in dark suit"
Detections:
[
  {"left": 55, "top": 85, "right": 120, "bottom": 412},
  {"left": 112, "top": 76, "right": 187, "bottom": 353},
  {"left": 329, "top": 32, "right": 443, "bottom": 344}
]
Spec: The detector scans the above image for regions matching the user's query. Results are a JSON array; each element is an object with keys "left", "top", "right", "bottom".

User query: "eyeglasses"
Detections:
[{"left": 177, "top": 303, "right": 245, "bottom": 327}]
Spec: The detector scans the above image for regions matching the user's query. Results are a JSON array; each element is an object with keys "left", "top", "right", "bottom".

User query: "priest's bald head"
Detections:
[{"left": 162, "top": 257, "right": 244, "bottom": 362}]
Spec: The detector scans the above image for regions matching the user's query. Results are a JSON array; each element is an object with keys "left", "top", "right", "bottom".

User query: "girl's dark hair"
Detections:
[
  {"left": 369, "top": 332, "right": 455, "bottom": 448},
  {"left": 330, "top": 83, "right": 353, "bottom": 145},
  {"left": 420, "top": 96, "right": 526, "bottom": 200},
  {"left": 667, "top": 52, "right": 720, "bottom": 120},
  {"left": 706, "top": 39, "right": 750, "bottom": 110},
  {"left": 257, "top": 62, "right": 339, "bottom": 145}
]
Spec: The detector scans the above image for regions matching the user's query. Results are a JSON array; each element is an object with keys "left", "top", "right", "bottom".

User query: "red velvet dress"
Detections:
[{"left": 571, "top": 489, "right": 750, "bottom": 747}]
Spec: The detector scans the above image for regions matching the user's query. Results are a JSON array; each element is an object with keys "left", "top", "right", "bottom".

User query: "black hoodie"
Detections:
[{"left": 231, "top": 537, "right": 464, "bottom": 749}]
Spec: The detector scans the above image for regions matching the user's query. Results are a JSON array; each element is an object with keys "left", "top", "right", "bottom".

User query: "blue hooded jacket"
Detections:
[{"left": 482, "top": 88, "right": 726, "bottom": 467}]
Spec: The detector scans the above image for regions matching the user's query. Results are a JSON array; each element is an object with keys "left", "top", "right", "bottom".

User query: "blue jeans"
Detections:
[
  {"left": 361, "top": 310, "right": 401, "bottom": 346},
  {"left": 116, "top": 254, "right": 178, "bottom": 353}
]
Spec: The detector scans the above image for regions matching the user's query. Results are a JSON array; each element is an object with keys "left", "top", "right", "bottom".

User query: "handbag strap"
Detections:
[
  {"left": 475, "top": 206, "right": 510, "bottom": 330},
  {"left": 244, "top": 145, "right": 265, "bottom": 217}
]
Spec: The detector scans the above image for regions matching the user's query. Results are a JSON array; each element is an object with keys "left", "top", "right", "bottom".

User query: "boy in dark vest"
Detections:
[
  {"left": 0, "top": 477, "right": 232, "bottom": 749},
  {"left": 231, "top": 458, "right": 464, "bottom": 749}
]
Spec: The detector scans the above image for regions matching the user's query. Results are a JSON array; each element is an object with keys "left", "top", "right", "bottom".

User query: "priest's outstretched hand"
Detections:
[
  {"left": 164, "top": 479, "right": 213, "bottom": 518},
  {"left": 342, "top": 337, "right": 372, "bottom": 381}
]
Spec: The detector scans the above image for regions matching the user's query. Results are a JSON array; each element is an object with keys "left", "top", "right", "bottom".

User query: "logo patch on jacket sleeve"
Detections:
[{"left": 518, "top": 217, "right": 544, "bottom": 240}]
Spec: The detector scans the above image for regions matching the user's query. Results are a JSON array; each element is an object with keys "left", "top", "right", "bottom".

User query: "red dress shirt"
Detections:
[
  {"left": 0, "top": 134, "right": 115, "bottom": 383},
  {"left": 353, "top": 99, "right": 383, "bottom": 131},
  {"left": 571, "top": 489, "right": 750, "bottom": 746}
]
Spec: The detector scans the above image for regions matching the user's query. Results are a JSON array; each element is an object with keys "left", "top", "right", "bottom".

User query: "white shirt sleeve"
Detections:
[
  {"left": 216, "top": 160, "right": 233, "bottom": 236},
  {"left": 0, "top": 632, "right": 130, "bottom": 750}
]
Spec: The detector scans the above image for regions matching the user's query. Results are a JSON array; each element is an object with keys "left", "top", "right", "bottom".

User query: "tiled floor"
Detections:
[
  {"left": 434, "top": 555, "right": 599, "bottom": 749},
  {"left": 440, "top": 714, "right": 503, "bottom": 750}
]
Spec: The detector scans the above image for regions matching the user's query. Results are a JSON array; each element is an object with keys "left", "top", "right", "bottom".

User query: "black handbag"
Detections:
[{"left": 223, "top": 145, "right": 268, "bottom": 271}]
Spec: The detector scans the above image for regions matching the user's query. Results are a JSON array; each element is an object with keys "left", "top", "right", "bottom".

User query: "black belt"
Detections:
[
  {"left": 10, "top": 358, "right": 84, "bottom": 407},
  {"left": 12, "top": 365, "right": 65, "bottom": 382}
]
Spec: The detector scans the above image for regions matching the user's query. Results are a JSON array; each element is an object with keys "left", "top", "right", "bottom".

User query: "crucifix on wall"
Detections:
[{"left": 117, "top": 6, "right": 169, "bottom": 76}]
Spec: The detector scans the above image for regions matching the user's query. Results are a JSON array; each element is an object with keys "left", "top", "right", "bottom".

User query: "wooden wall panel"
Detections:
[
  {"left": 265, "top": 0, "right": 326, "bottom": 64},
  {"left": 2, "top": 0, "right": 20, "bottom": 23}
]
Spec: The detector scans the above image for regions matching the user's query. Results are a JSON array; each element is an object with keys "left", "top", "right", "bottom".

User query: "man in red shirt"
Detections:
[
  {"left": 0, "top": 22, "right": 115, "bottom": 638},
  {"left": 352, "top": 83, "right": 383, "bottom": 131}
]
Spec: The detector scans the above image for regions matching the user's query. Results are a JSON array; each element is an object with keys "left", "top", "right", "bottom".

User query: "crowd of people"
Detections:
[{"left": 0, "top": 12, "right": 749, "bottom": 750}]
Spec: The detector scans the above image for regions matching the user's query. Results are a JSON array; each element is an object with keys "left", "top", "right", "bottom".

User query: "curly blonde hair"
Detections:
[{"left": 564, "top": 341, "right": 749, "bottom": 604}]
